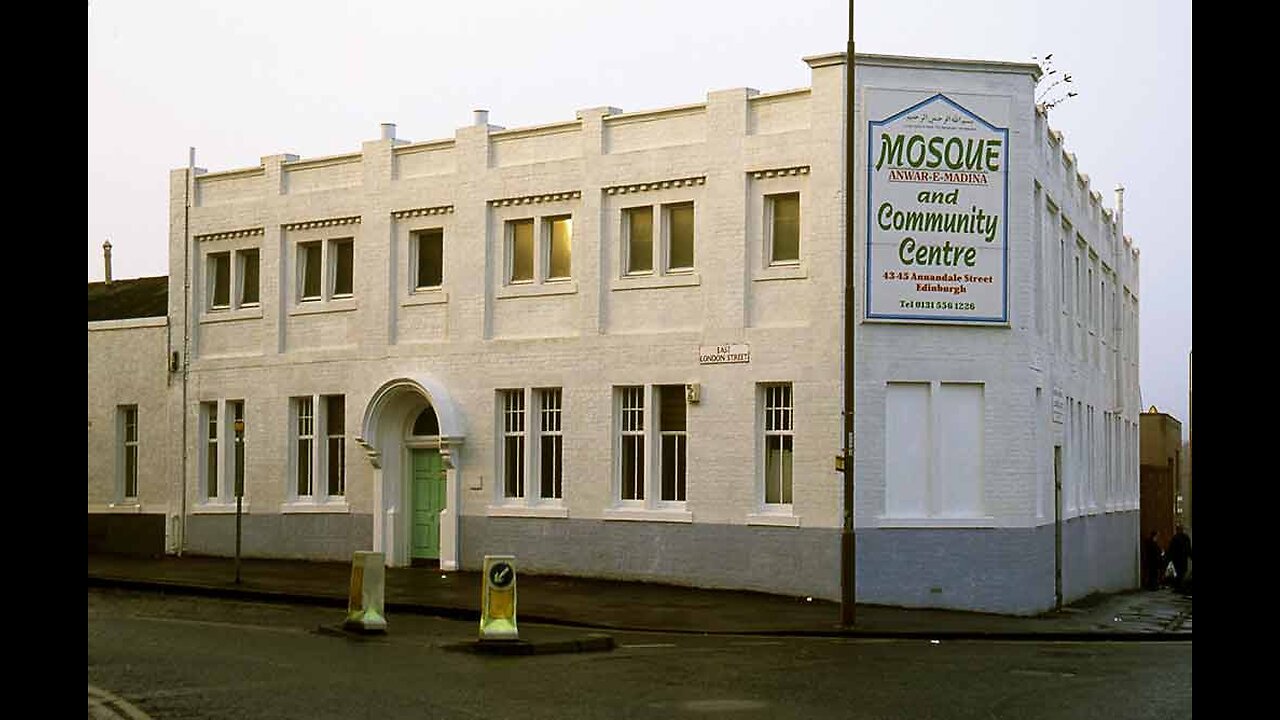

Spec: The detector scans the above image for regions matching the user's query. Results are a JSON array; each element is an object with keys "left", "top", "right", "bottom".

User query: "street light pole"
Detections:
[{"left": 841, "top": 0, "right": 857, "bottom": 628}]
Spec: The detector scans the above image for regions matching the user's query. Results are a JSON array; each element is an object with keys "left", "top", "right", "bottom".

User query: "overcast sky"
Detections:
[{"left": 87, "top": 0, "right": 1192, "bottom": 430}]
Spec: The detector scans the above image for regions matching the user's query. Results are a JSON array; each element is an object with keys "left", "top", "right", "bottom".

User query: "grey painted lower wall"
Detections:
[
  {"left": 461, "top": 517, "right": 842, "bottom": 600},
  {"left": 185, "top": 513, "right": 372, "bottom": 561},
  {"left": 1061, "top": 510, "right": 1139, "bottom": 605},
  {"left": 463, "top": 512, "right": 1139, "bottom": 616},
  {"left": 855, "top": 526, "right": 1056, "bottom": 615},
  {"left": 176, "top": 510, "right": 1137, "bottom": 615}
]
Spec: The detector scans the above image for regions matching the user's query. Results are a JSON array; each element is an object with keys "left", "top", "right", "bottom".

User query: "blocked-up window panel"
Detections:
[
  {"left": 885, "top": 383, "right": 929, "bottom": 517},
  {"left": 937, "top": 383, "right": 984, "bottom": 517}
]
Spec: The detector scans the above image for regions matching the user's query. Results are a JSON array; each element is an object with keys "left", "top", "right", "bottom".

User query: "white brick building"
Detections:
[{"left": 87, "top": 52, "right": 1141, "bottom": 615}]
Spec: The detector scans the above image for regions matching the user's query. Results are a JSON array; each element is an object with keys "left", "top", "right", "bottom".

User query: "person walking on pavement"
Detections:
[
  {"left": 1166, "top": 525, "right": 1192, "bottom": 592},
  {"left": 1142, "top": 530, "right": 1164, "bottom": 591}
]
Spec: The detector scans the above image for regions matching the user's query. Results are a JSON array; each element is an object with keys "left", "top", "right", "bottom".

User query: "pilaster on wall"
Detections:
[
  {"left": 704, "top": 88, "right": 753, "bottom": 339},
  {"left": 361, "top": 138, "right": 396, "bottom": 351},
  {"left": 261, "top": 154, "right": 297, "bottom": 355},
  {"left": 452, "top": 123, "right": 495, "bottom": 342},
  {"left": 575, "top": 106, "right": 620, "bottom": 336}
]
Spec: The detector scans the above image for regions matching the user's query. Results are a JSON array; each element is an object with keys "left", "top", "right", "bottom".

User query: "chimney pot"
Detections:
[
  {"left": 103, "top": 239, "right": 113, "bottom": 284},
  {"left": 380, "top": 123, "right": 396, "bottom": 141},
  {"left": 473, "top": 109, "right": 489, "bottom": 127}
]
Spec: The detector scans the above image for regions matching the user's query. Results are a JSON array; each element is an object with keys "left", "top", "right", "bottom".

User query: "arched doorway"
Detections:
[{"left": 356, "top": 376, "right": 465, "bottom": 569}]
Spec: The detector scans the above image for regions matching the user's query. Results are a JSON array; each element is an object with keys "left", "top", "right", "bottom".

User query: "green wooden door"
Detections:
[{"left": 411, "top": 449, "right": 445, "bottom": 560}]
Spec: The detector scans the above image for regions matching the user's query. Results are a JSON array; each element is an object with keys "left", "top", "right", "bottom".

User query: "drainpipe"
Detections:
[{"left": 179, "top": 147, "right": 194, "bottom": 556}]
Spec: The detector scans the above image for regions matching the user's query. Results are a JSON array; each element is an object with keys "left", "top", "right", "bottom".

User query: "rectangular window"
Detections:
[
  {"left": 658, "top": 385, "right": 687, "bottom": 502},
  {"left": 665, "top": 202, "right": 695, "bottom": 270},
  {"left": 509, "top": 219, "right": 534, "bottom": 283},
  {"left": 1074, "top": 254, "right": 1082, "bottom": 319},
  {"left": 768, "top": 193, "right": 800, "bottom": 264},
  {"left": 295, "top": 397, "right": 315, "bottom": 496},
  {"left": 120, "top": 405, "right": 138, "bottom": 500},
  {"left": 204, "top": 402, "right": 219, "bottom": 499},
  {"left": 502, "top": 390, "right": 526, "bottom": 498},
  {"left": 546, "top": 216, "right": 572, "bottom": 280},
  {"left": 414, "top": 229, "right": 444, "bottom": 289},
  {"left": 326, "top": 395, "right": 345, "bottom": 496},
  {"left": 237, "top": 249, "right": 260, "bottom": 306},
  {"left": 209, "top": 252, "right": 231, "bottom": 309},
  {"left": 619, "top": 386, "right": 645, "bottom": 500},
  {"left": 763, "top": 384, "right": 793, "bottom": 505},
  {"left": 539, "top": 389, "right": 563, "bottom": 500},
  {"left": 1059, "top": 239, "right": 1066, "bottom": 310},
  {"left": 331, "top": 239, "right": 354, "bottom": 296},
  {"left": 300, "top": 242, "right": 322, "bottom": 301},
  {"left": 231, "top": 401, "right": 245, "bottom": 497},
  {"left": 624, "top": 207, "right": 653, "bottom": 274},
  {"left": 1088, "top": 267, "right": 1095, "bottom": 329}
]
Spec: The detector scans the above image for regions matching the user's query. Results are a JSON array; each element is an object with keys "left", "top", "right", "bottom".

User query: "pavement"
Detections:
[{"left": 87, "top": 553, "right": 1192, "bottom": 641}]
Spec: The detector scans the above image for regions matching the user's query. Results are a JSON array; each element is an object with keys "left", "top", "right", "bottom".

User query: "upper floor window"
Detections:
[
  {"left": 506, "top": 215, "right": 573, "bottom": 285},
  {"left": 206, "top": 248, "right": 259, "bottom": 311},
  {"left": 413, "top": 229, "right": 444, "bottom": 290},
  {"left": 209, "top": 253, "right": 231, "bottom": 309},
  {"left": 623, "top": 203, "right": 695, "bottom": 276},
  {"left": 298, "top": 238, "right": 354, "bottom": 303},
  {"left": 767, "top": 193, "right": 800, "bottom": 265}
]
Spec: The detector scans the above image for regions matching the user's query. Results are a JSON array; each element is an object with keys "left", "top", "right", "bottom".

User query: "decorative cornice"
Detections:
[
  {"left": 603, "top": 176, "right": 705, "bottom": 196},
  {"left": 392, "top": 205, "right": 454, "bottom": 219},
  {"left": 749, "top": 166, "right": 810, "bottom": 180},
  {"left": 488, "top": 191, "right": 581, "bottom": 207},
  {"left": 282, "top": 215, "right": 362, "bottom": 232},
  {"left": 195, "top": 227, "right": 264, "bottom": 242}
]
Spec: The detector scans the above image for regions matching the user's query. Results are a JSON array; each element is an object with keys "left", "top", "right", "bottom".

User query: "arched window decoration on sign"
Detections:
[{"left": 412, "top": 406, "right": 441, "bottom": 437}]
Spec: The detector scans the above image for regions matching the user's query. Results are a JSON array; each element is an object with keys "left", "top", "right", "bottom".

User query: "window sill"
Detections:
[
  {"left": 496, "top": 280, "right": 579, "bottom": 299},
  {"left": 486, "top": 504, "right": 569, "bottom": 519},
  {"left": 403, "top": 288, "right": 448, "bottom": 307},
  {"left": 201, "top": 307, "right": 263, "bottom": 324},
  {"left": 106, "top": 501, "right": 142, "bottom": 513},
  {"left": 611, "top": 272, "right": 701, "bottom": 292},
  {"left": 193, "top": 502, "right": 252, "bottom": 514},
  {"left": 290, "top": 299, "right": 358, "bottom": 317},
  {"left": 876, "top": 516, "right": 996, "bottom": 529},
  {"left": 746, "top": 512, "right": 801, "bottom": 527},
  {"left": 280, "top": 501, "right": 350, "bottom": 514},
  {"left": 753, "top": 262, "right": 808, "bottom": 282},
  {"left": 603, "top": 507, "right": 693, "bottom": 523}
]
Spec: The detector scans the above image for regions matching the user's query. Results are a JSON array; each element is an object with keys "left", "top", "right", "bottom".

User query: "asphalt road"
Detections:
[{"left": 88, "top": 588, "right": 1192, "bottom": 720}]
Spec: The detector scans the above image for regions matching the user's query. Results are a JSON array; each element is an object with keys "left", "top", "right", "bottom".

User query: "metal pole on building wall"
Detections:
[
  {"left": 840, "top": 0, "right": 857, "bottom": 628},
  {"left": 235, "top": 416, "right": 244, "bottom": 584}
]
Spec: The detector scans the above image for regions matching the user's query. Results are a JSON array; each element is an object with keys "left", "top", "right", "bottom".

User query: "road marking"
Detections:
[
  {"left": 88, "top": 684, "right": 154, "bottom": 720},
  {"left": 620, "top": 643, "right": 678, "bottom": 648},
  {"left": 130, "top": 614, "right": 307, "bottom": 635}
]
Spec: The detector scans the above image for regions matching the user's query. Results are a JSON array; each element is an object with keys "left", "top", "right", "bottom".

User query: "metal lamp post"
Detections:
[{"left": 841, "top": 0, "right": 857, "bottom": 628}]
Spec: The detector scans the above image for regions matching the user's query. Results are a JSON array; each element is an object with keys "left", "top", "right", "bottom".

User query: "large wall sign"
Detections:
[{"left": 865, "top": 92, "right": 1009, "bottom": 324}]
